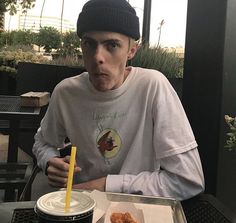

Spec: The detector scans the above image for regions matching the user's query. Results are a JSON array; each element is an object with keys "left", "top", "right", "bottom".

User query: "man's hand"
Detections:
[
  {"left": 47, "top": 156, "right": 81, "bottom": 188},
  {"left": 73, "top": 177, "right": 106, "bottom": 191}
]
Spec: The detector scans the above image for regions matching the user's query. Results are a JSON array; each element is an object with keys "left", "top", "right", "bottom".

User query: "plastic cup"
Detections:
[{"left": 35, "top": 190, "right": 96, "bottom": 223}]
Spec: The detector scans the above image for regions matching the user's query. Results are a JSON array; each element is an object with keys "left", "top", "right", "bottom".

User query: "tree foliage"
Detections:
[
  {"left": 0, "top": 29, "right": 81, "bottom": 55},
  {"left": 60, "top": 31, "right": 81, "bottom": 56},
  {"left": 10, "top": 29, "right": 34, "bottom": 45},
  {"left": 0, "top": 0, "right": 35, "bottom": 31},
  {"left": 0, "top": 2, "right": 6, "bottom": 14},
  {"left": 2, "top": 0, "right": 36, "bottom": 15},
  {"left": 0, "top": 2, "right": 6, "bottom": 31},
  {"left": 0, "top": 31, "right": 8, "bottom": 46},
  {"left": 0, "top": 29, "right": 34, "bottom": 47},
  {"left": 35, "top": 27, "right": 61, "bottom": 53}
]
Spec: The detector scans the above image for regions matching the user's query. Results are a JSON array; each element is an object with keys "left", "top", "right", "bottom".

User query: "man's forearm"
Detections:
[
  {"left": 106, "top": 148, "right": 204, "bottom": 200},
  {"left": 73, "top": 177, "right": 107, "bottom": 191}
]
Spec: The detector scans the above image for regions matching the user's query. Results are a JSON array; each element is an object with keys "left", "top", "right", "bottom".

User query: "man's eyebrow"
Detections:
[
  {"left": 82, "top": 36, "right": 121, "bottom": 43},
  {"left": 101, "top": 39, "right": 121, "bottom": 44}
]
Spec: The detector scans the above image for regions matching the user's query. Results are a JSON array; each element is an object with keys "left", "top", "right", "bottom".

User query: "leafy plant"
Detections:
[
  {"left": 0, "top": 48, "right": 48, "bottom": 78},
  {"left": 130, "top": 44, "right": 183, "bottom": 78},
  {"left": 49, "top": 54, "right": 83, "bottom": 67},
  {"left": 224, "top": 115, "right": 236, "bottom": 151}
]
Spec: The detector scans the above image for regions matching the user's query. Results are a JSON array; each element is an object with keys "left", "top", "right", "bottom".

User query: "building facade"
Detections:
[{"left": 4, "top": 12, "right": 75, "bottom": 33}]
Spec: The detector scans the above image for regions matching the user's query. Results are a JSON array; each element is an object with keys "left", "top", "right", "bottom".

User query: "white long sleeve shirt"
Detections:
[{"left": 33, "top": 67, "right": 204, "bottom": 200}]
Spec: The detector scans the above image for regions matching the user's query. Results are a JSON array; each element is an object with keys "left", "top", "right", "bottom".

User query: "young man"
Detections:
[{"left": 33, "top": 0, "right": 204, "bottom": 200}]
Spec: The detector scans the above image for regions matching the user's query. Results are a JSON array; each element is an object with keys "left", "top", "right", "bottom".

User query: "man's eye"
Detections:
[{"left": 107, "top": 41, "right": 119, "bottom": 49}]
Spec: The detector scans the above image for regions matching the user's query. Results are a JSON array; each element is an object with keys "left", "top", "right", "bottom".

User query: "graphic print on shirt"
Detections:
[{"left": 96, "top": 128, "right": 121, "bottom": 159}]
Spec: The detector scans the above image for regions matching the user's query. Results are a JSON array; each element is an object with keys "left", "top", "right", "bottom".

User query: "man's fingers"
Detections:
[
  {"left": 48, "top": 174, "right": 67, "bottom": 184},
  {"left": 62, "top": 156, "right": 81, "bottom": 170},
  {"left": 48, "top": 172, "right": 68, "bottom": 188},
  {"left": 47, "top": 165, "right": 68, "bottom": 178},
  {"left": 62, "top": 155, "right": 71, "bottom": 164},
  {"left": 49, "top": 157, "right": 69, "bottom": 172},
  {"left": 74, "top": 166, "right": 82, "bottom": 172},
  {"left": 48, "top": 178, "right": 67, "bottom": 188},
  {"left": 47, "top": 156, "right": 82, "bottom": 188}
]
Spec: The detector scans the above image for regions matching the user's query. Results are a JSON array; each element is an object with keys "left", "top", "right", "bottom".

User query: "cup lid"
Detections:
[{"left": 36, "top": 190, "right": 96, "bottom": 216}]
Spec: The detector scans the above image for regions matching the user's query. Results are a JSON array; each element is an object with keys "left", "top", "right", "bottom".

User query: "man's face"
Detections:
[{"left": 81, "top": 31, "right": 137, "bottom": 92}]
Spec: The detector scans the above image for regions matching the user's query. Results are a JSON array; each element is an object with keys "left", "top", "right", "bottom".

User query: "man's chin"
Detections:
[
  {"left": 93, "top": 82, "right": 112, "bottom": 91},
  {"left": 94, "top": 85, "right": 110, "bottom": 92},
  {"left": 90, "top": 79, "right": 111, "bottom": 91}
]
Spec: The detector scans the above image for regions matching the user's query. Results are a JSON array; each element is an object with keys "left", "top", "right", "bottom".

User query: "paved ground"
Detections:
[{"left": 0, "top": 134, "right": 32, "bottom": 163}]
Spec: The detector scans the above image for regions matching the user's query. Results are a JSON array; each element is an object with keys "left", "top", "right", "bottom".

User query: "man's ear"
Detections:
[{"left": 127, "top": 42, "right": 139, "bottom": 60}]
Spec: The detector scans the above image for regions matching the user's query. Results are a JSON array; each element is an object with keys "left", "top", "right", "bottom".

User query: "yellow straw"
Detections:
[{"left": 65, "top": 146, "right": 77, "bottom": 212}]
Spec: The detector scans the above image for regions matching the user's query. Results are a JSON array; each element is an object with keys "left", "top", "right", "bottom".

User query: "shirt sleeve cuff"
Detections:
[{"left": 106, "top": 174, "right": 124, "bottom": 193}]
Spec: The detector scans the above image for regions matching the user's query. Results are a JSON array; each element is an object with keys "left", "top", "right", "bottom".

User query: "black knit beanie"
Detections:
[{"left": 77, "top": 0, "right": 140, "bottom": 40}]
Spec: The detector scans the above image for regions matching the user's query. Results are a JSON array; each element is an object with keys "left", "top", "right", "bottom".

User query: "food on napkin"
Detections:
[
  {"left": 111, "top": 212, "right": 138, "bottom": 223},
  {"left": 104, "top": 202, "right": 144, "bottom": 223}
]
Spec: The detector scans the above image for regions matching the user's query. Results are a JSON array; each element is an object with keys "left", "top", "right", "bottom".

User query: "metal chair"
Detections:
[
  {"left": 182, "top": 193, "right": 236, "bottom": 223},
  {"left": 18, "top": 164, "right": 41, "bottom": 202},
  {"left": 18, "top": 142, "right": 72, "bottom": 201},
  {"left": 0, "top": 162, "right": 34, "bottom": 202}
]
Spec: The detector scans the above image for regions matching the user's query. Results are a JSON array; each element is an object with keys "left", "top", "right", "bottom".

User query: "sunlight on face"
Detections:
[{"left": 81, "top": 32, "right": 138, "bottom": 92}]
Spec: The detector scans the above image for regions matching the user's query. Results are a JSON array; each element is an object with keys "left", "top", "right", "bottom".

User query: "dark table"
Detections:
[
  {"left": 0, "top": 95, "right": 41, "bottom": 201},
  {"left": 0, "top": 95, "right": 41, "bottom": 163},
  {"left": 0, "top": 194, "right": 235, "bottom": 223},
  {"left": 0, "top": 201, "right": 36, "bottom": 223}
]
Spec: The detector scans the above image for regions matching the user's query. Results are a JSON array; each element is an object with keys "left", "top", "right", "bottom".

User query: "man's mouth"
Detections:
[{"left": 94, "top": 72, "right": 109, "bottom": 78}]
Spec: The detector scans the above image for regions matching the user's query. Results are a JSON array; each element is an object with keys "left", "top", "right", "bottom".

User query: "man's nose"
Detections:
[{"left": 94, "top": 46, "right": 105, "bottom": 64}]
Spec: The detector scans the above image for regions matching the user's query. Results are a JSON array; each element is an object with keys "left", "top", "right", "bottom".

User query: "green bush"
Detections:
[
  {"left": 0, "top": 47, "right": 48, "bottom": 78},
  {"left": 49, "top": 54, "right": 83, "bottom": 67},
  {"left": 130, "top": 45, "right": 183, "bottom": 78}
]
